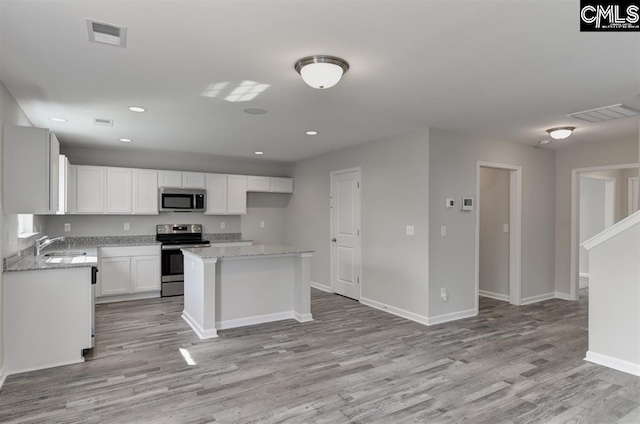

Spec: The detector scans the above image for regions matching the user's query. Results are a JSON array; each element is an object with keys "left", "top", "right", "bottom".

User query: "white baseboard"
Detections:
[
  {"left": 426, "top": 308, "right": 477, "bottom": 325},
  {"left": 310, "top": 281, "right": 332, "bottom": 293},
  {"left": 217, "top": 311, "right": 295, "bottom": 330},
  {"left": 96, "top": 291, "right": 160, "bottom": 304},
  {"left": 479, "top": 290, "right": 510, "bottom": 302},
  {"left": 182, "top": 310, "right": 218, "bottom": 339},
  {"left": 520, "top": 292, "right": 555, "bottom": 305},
  {"left": 294, "top": 312, "right": 314, "bottom": 323},
  {"left": 579, "top": 272, "right": 589, "bottom": 278},
  {"left": 585, "top": 351, "right": 640, "bottom": 377},
  {"left": 0, "top": 366, "right": 6, "bottom": 389},
  {"left": 360, "top": 296, "right": 430, "bottom": 326},
  {"left": 5, "top": 359, "right": 85, "bottom": 377},
  {"left": 554, "top": 292, "right": 573, "bottom": 301}
]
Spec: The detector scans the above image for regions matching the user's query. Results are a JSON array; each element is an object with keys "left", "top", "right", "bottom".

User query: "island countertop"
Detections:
[{"left": 181, "top": 244, "right": 314, "bottom": 259}]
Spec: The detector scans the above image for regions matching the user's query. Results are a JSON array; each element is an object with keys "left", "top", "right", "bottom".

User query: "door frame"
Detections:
[
  {"left": 330, "top": 167, "right": 362, "bottom": 300},
  {"left": 570, "top": 163, "right": 638, "bottom": 300},
  {"left": 475, "top": 161, "right": 522, "bottom": 311}
]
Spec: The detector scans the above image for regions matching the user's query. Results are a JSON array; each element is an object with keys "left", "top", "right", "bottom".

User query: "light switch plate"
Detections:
[
  {"left": 503, "top": 224, "right": 509, "bottom": 233},
  {"left": 64, "top": 223, "right": 71, "bottom": 232},
  {"left": 124, "top": 223, "right": 130, "bottom": 231},
  {"left": 406, "top": 225, "right": 414, "bottom": 236},
  {"left": 441, "top": 226, "right": 446, "bottom": 237},
  {"left": 220, "top": 222, "right": 226, "bottom": 230},
  {"left": 260, "top": 221, "right": 265, "bottom": 228}
]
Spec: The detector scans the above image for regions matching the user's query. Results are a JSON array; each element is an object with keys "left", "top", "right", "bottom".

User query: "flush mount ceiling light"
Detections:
[
  {"left": 128, "top": 106, "right": 146, "bottom": 113},
  {"left": 294, "top": 55, "right": 349, "bottom": 89},
  {"left": 547, "top": 127, "right": 575, "bottom": 140},
  {"left": 306, "top": 131, "right": 318, "bottom": 136},
  {"left": 49, "top": 117, "right": 67, "bottom": 122},
  {"left": 119, "top": 138, "right": 132, "bottom": 143}
]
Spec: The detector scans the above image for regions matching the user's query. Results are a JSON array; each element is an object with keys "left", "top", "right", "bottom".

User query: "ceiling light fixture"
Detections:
[
  {"left": 294, "top": 55, "right": 349, "bottom": 89},
  {"left": 128, "top": 106, "right": 146, "bottom": 113},
  {"left": 306, "top": 131, "right": 318, "bottom": 136},
  {"left": 547, "top": 127, "right": 575, "bottom": 140},
  {"left": 254, "top": 151, "right": 264, "bottom": 155},
  {"left": 119, "top": 138, "right": 132, "bottom": 143},
  {"left": 49, "top": 117, "right": 67, "bottom": 122}
]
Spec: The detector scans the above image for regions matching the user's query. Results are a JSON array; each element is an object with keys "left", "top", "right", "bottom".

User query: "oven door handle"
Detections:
[{"left": 161, "top": 244, "right": 210, "bottom": 250}]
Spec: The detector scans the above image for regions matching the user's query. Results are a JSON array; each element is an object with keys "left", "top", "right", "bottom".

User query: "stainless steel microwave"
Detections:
[{"left": 158, "top": 187, "right": 206, "bottom": 212}]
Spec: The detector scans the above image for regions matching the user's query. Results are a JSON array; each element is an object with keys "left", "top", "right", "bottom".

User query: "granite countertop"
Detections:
[
  {"left": 3, "top": 233, "right": 250, "bottom": 272},
  {"left": 181, "top": 244, "right": 314, "bottom": 259}
]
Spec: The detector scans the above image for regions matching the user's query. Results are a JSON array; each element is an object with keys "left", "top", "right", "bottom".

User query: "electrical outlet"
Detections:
[
  {"left": 441, "top": 226, "right": 447, "bottom": 237},
  {"left": 260, "top": 221, "right": 265, "bottom": 229},
  {"left": 64, "top": 223, "right": 71, "bottom": 232},
  {"left": 220, "top": 222, "right": 226, "bottom": 230},
  {"left": 446, "top": 198, "right": 455, "bottom": 208},
  {"left": 406, "top": 225, "right": 414, "bottom": 236},
  {"left": 503, "top": 224, "right": 509, "bottom": 233},
  {"left": 124, "top": 223, "right": 130, "bottom": 231},
  {"left": 441, "top": 287, "right": 448, "bottom": 302}
]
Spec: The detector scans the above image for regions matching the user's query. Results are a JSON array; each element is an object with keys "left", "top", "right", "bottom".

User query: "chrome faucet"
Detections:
[{"left": 34, "top": 236, "right": 65, "bottom": 256}]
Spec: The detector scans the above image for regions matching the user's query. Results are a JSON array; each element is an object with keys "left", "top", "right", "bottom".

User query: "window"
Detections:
[{"left": 18, "top": 214, "right": 37, "bottom": 238}]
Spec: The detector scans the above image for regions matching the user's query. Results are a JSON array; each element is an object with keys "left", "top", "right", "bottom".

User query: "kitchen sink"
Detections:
[{"left": 43, "top": 251, "right": 87, "bottom": 257}]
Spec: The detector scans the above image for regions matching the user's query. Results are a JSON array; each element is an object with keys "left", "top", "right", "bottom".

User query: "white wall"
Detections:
[
  {"left": 554, "top": 138, "right": 639, "bottom": 295},
  {"left": 286, "top": 129, "right": 429, "bottom": 318},
  {"left": 479, "top": 167, "right": 510, "bottom": 297},
  {"left": 49, "top": 146, "right": 292, "bottom": 242},
  {"left": 429, "top": 128, "right": 556, "bottom": 318},
  {"left": 0, "top": 80, "right": 40, "bottom": 376},
  {"left": 579, "top": 176, "right": 607, "bottom": 275}
]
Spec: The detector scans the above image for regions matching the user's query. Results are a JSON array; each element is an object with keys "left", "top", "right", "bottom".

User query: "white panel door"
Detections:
[
  {"left": 158, "top": 171, "right": 182, "bottom": 188},
  {"left": 133, "top": 169, "right": 159, "bottom": 214},
  {"left": 205, "top": 173, "right": 228, "bottom": 214},
  {"left": 131, "top": 255, "right": 161, "bottom": 292},
  {"left": 100, "top": 257, "right": 131, "bottom": 296},
  {"left": 182, "top": 172, "right": 206, "bottom": 189},
  {"left": 76, "top": 166, "right": 105, "bottom": 214},
  {"left": 105, "top": 168, "right": 132, "bottom": 214},
  {"left": 227, "top": 175, "right": 247, "bottom": 215},
  {"left": 330, "top": 168, "right": 361, "bottom": 300}
]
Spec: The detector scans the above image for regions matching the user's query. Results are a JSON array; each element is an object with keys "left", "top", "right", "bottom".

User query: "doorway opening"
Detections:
[
  {"left": 330, "top": 167, "right": 362, "bottom": 301},
  {"left": 475, "top": 161, "right": 522, "bottom": 312},
  {"left": 570, "top": 164, "right": 639, "bottom": 299}
]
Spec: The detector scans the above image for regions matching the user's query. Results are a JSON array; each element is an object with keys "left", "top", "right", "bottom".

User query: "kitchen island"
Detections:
[{"left": 181, "top": 244, "right": 314, "bottom": 339}]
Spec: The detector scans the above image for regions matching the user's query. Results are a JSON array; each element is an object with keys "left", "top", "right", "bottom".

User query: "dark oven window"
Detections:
[
  {"left": 162, "top": 194, "right": 193, "bottom": 209},
  {"left": 162, "top": 250, "right": 184, "bottom": 276}
]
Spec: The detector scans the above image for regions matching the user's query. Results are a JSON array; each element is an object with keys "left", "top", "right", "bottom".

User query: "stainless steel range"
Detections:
[{"left": 157, "top": 224, "right": 210, "bottom": 296}]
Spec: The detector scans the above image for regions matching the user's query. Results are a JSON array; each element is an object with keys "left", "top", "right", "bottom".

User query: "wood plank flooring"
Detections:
[{"left": 1, "top": 289, "right": 639, "bottom": 423}]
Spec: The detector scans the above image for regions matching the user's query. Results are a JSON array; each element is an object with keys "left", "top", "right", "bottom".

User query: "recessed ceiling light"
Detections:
[
  {"left": 306, "top": 131, "right": 318, "bottom": 136},
  {"left": 243, "top": 107, "right": 268, "bottom": 115},
  {"left": 119, "top": 138, "right": 132, "bottom": 143},
  {"left": 547, "top": 126, "right": 575, "bottom": 140},
  {"left": 50, "top": 117, "right": 67, "bottom": 122},
  {"left": 254, "top": 151, "right": 264, "bottom": 155},
  {"left": 128, "top": 106, "right": 146, "bottom": 113}
]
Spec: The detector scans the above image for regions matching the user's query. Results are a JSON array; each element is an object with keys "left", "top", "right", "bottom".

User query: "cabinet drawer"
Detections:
[{"left": 100, "top": 245, "right": 160, "bottom": 258}]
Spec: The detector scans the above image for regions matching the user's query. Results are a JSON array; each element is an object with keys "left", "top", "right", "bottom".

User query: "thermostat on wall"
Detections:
[{"left": 461, "top": 197, "right": 474, "bottom": 211}]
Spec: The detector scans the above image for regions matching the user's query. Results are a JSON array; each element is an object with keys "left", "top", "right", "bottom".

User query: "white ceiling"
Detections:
[{"left": 1, "top": 0, "right": 639, "bottom": 162}]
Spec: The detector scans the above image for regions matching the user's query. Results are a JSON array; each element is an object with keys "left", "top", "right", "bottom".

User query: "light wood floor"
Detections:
[{"left": 1, "top": 289, "right": 639, "bottom": 423}]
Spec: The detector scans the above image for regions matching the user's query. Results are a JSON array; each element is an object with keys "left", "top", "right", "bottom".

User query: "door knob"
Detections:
[{"left": 331, "top": 238, "right": 337, "bottom": 242}]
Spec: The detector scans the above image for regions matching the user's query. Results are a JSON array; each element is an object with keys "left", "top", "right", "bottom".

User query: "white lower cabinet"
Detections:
[{"left": 98, "top": 245, "right": 160, "bottom": 301}]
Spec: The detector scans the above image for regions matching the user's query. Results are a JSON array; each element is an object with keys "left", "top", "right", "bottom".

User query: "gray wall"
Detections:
[
  {"left": 49, "top": 146, "right": 293, "bottom": 243},
  {"left": 479, "top": 167, "right": 510, "bottom": 297},
  {"left": 285, "top": 129, "right": 429, "bottom": 318},
  {"left": 579, "top": 176, "right": 607, "bottom": 275},
  {"left": 554, "top": 138, "right": 639, "bottom": 295},
  {"left": 429, "top": 128, "right": 556, "bottom": 317}
]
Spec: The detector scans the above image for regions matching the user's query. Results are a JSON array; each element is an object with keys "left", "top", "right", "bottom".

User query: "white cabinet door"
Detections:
[
  {"left": 57, "top": 155, "right": 69, "bottom": 214},
  {"left": 132, "top": 169, "right": 159, "bottom": 214},
  {"left": 76, "top": 166, "right": 105, "bottom": 214},
  {"left": 48, "top": 133, "right": 60, "bottom": 213},
  {"left": 158, "top": 171, "right": 182, "bottom": 188},
  {"left": 271, "top": 177, "right": 294, "bottom": 193},
  {"left": 247, "top": 176, "right": 271, "bottom": 192},
  {"left": 100, "top": 257, "right": 131, "bottom": 296},
  {"left": 205, "top": 173, "right": 228, "bottom": 215},
  {"left": 131, "top": 255, "right": 161, "bottom": 292},
  {"left": 227, "top": 175, "right": 247, "bottom": 215},
  {"left": 67, "top": 165, "right": 77, "bottom": 214},
  {"left": 182, "top": 172, "right": 206, "bottom": 189},
  {"left": 105, "top": 168, "right": 132, "bottom": 214}
]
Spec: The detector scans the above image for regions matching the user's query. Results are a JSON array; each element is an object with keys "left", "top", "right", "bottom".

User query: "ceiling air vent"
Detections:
[
  {"left": 93, "top": 117, "right": 113, "bottom": 126},
  {"left": 568, "top": 104, "right": 639, "bottom": 123},
  {"left": 86, "top": 19, "right": 127, "bottom": 48}
]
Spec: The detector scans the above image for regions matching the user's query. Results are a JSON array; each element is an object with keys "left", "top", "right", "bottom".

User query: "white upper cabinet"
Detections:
[
  {"left": 205, "top": 174, "right": 228, "bottom": 215},
  {"left": 227, "top": 175, "right": 247, "bottom": 215},
  {"left": 247, "top": 176, "right": 294, "bottom": 194},
  {"left": 158, "top": 171, "right": 182, "bottom": 188},
  {"left": 105, "top": 168, "right": 132, "bottom": 214},
  {"left": 57, "top": 155, "right": 70, "bottom": 215},
  {"left": 76, "top": 165, "right": 105, "bottom": 214},
  {"left": 132, "top": 169, "right": 158, "bottom": 214},
  {"left": 182, "top": 172, "right": 206, "bottom": 189},
  {"left": 2, "top": 125, "right": 60, "bottom": 214}
]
